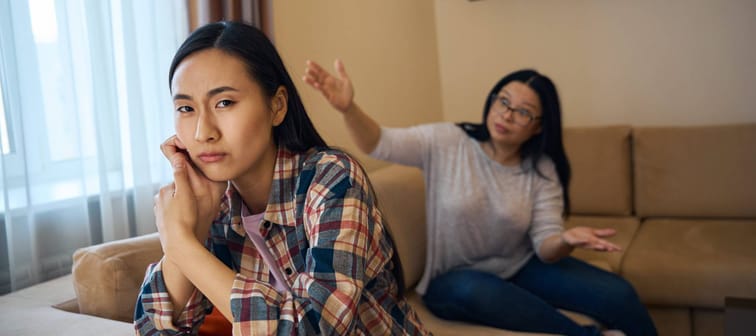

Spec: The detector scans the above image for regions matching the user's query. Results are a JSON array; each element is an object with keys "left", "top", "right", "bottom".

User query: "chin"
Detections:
[{"left": 196, "top": 166, "right": 234, "bottom": 182}]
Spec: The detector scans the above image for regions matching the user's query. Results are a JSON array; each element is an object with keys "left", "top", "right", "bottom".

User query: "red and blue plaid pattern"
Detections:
[{"left": 134, "top": 147, "right": 430, "bottom": 335}]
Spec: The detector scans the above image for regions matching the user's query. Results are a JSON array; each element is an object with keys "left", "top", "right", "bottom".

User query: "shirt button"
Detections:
[
  {"left": 263, "top": 222, "right": 271, "bottom": 229},
  {"left": 285, "top": 267, "right": 293, "bottom": 275}
]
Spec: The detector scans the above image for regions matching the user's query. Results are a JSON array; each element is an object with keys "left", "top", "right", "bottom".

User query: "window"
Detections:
[
  {"left": 1, "top": 0, "right": 188, "bottom": 293},
  {"left": 0, "top": 0, "right": 187, "bottom": 210}
]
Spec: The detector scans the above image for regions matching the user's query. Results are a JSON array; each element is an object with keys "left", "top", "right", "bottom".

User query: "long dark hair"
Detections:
[
  {"left": 168, "top": 21, "right": 327, "bottom": 152},
  {"left": 458, "top": 70, "right": 571, "bottom": 216},
  {"left": 168, "top": 21, "right": 407, "bottom": 295}
]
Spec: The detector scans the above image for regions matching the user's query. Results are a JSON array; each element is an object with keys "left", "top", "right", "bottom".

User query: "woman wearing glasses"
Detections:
[{"left": 304, "top": 61, "right": 656, "bottom": 336}]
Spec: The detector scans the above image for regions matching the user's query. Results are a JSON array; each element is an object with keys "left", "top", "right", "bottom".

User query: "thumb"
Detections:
[
  {"left": 171, "top": 155, "right": 194, "bottom": 198},
  {"left": 593, "top": 228, "right": 617, "bottom": 237},
  {"left": 334, "top": 59, "right": 348, "bottom": 81}
]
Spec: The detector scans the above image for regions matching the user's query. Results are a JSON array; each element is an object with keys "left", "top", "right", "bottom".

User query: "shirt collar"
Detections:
[{"left": 228, "top": 147, "right": 301, "bottom": 237}]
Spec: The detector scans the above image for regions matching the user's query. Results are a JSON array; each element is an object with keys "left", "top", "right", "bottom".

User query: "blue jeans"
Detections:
[{"left": 422, "top": 256, "right": 657, "bottom": 336}]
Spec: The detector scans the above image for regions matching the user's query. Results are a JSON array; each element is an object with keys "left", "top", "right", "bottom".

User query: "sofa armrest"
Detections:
[{"left": 72, "top": 232, "right": 162, "bottom": 323}]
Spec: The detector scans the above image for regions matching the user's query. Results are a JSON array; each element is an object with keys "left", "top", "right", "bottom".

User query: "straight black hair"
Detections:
[
  {"left": 458, "top": 70, "right": 571, "bottom": 216},
  {"left": 167, "top": 21, "right": 406, "bottom": 294},
  {"left": 168, "top": 21, "right": 327, "bottom": 152}
]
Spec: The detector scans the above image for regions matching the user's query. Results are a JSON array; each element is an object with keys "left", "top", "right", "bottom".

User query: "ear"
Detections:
[{"left": 271, "top": 86, "right": 288, "bottom": 127}]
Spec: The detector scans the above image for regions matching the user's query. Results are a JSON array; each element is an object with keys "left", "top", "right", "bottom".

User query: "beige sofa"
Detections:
[{"left": 2, "top": 124, "right": 754, "bottom": 336}]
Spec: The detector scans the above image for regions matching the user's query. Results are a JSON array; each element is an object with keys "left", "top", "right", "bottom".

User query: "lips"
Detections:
[
  {"left": 493, "top": 123, "right": 511, "bottom": 135},
  {"left": 197, "top": 152, "right": 227, "bottom": 163}
]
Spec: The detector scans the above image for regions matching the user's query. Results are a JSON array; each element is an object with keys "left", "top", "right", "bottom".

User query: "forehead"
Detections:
[
  {"left": 171, "top": 48, "right": 252, "bottom": 94},
  {"left": 499, "top": 81, "right": 540, "bottom": 106}
]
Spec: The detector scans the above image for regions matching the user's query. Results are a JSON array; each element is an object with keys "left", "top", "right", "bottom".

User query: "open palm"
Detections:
[{"left": 303, "top": 59, "right": 354, "bottom": 113}]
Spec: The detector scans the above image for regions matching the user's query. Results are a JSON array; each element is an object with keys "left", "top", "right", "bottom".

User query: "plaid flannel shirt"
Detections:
[{"left": 134, "top": 147, "right": 430, "bottom": 336}]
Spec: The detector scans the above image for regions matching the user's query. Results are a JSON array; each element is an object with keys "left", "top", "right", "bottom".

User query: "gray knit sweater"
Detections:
[{"left": 370, "top": 123, "right": 564, "bottom": 295}]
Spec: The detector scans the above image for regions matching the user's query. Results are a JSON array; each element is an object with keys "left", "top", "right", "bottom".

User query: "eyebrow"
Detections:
[
  {"left": 500, "top": 89, "right": 537, "bottom": 109},
  {"left": 173, "top": 86, "right": 239, "bottom": 101}
]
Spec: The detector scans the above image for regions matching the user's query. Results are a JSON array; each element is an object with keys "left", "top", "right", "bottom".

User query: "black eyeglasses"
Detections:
[{"left": 490, "top": 95, "right": 541, "bottom": 126}]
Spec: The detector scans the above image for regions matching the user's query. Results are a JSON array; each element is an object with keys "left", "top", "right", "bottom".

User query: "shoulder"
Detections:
[
  {"left": 530, "top": 155, "right": 559, "bottom": 182},
  {"left": 299, "top": 148, "right": 369, "bottom": 195}
]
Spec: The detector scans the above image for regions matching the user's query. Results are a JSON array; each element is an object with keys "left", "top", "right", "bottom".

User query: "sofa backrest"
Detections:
[
  {"left": 368, "top": 165, "right": 427, "bottom": 290},
  {"left": 563, "top": 126, "right": 634, "bottom": 216},
  {"left": 633, "top": 123, "right": 756, "bottom": 218}
]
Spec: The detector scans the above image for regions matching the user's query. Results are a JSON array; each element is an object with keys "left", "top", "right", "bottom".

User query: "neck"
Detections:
[
  {"left": 483, "top": 140, "right": 521, "bottom": 166},
  {"left": 231, "top": 144, "right": 278, "bottom": 214}
]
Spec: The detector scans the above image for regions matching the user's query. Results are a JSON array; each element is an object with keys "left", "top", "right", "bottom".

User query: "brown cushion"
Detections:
[
  {"left": 647, "top": 307, "right": 691, "bottom": 336},
  {"left": 563, "top": 126, "right": 633, "bottom": 216},
  {"left": 369, "top": 165, "right": 427, "bottom": 290},
  {"left": 633, "top": 123, "right": 756, "bottom": 218},
  {"left": 622, "top": 219, "right": 756, "bottom": 308},
  {"left": 565, "top": 216, "right": 640, "bottom": 273},
  {"left": 72, "top": 232, "right": 162, "bottom": 322}
]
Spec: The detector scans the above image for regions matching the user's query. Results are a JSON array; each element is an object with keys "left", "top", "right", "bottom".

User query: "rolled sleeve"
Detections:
[{"left": 134, "top": 259, "right": 213, "bottom": 335}]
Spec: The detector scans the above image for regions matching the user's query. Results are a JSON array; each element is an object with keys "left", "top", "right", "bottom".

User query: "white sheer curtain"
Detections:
[{"left": 0, "top": 0, "right": 188, "bottom": 293}]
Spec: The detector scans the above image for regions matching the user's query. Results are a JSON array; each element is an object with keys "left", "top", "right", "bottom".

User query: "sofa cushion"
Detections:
[
  {"left": 565, "top": 216, "right": 640, "bottom": 273},
  {"left": 0, "top": 274, "right": 134, "bottom": 335},
  {"left": 72, "top": 232, "right": 162, "bottom": 323},
  {"left": 622, "top": 219, "right": 756, "bottom": 308},
  {"left": 368, "top": 165, "right": 427, "bottom": 290},
  {"left": 633, "top": 123, "right": 756, "bottom": 218},
  {"left": 647, "top": 307, "right": 691, "bottom": 336},
  {"left": 563, "top": 126, "right": 633, "bottom": 216}
]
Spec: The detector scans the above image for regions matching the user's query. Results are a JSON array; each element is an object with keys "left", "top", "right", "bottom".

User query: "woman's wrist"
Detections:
[
  {"left": 342, "top": 101, "right": 358, "bottom": 116},
  {"left": 560, "top": 232, "right": 574, "bottom": 248}
]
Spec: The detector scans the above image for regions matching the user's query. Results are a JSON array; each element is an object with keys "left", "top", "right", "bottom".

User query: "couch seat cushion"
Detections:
[
  {"left": 0, "top": 275, "right": 133, "bottom": 335},
  {"left": 622, "top": 219, "right": 756, "bottom": 308}
]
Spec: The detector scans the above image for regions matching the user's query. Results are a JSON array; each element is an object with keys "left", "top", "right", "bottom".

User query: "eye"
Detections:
[
  {"left": 216, "top": 99, "right": 234, "bottom": 108},
  {"left": 515, "top": 108, "right": 532, "bottom": 118},
  {"left": 176, "top": 105, "right": 194, "bottom": 113},
  {"left": 499, "top": 98, "right": 511, "bottom": 107}
]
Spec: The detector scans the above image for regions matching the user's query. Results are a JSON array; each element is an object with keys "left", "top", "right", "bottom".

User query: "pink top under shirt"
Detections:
[{"left": 241, "top": 205, "right": 290, "bottom": 293}]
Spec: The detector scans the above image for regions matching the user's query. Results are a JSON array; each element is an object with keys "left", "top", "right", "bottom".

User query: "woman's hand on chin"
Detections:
[{"left": 160, "top": 135, "right": 226, "bottom": 241}]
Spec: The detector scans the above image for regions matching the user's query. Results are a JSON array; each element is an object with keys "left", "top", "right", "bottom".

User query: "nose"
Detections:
[
  {"left": 194, "top": 112, "right": 219, "bottom": 142},
  {"left": 500, "top": 107, "right": 515, "bottom": 122}
]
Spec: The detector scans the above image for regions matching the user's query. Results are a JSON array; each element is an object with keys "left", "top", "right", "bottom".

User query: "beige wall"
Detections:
[
  {"left": 435, "top": 0, "right": 756, "bottom": 127},
  {"left": 272, "top": 1, "right": 443, "bottom": 171}
]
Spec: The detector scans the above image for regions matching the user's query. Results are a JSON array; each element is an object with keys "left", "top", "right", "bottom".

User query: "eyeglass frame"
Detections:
[{"left": 489, "top": 93, "right": 542, "bottom": 126}]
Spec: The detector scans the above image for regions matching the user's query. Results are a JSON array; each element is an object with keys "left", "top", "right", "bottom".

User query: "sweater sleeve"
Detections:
[
  {"left": 528, "top": 158, "right": 565, "bottom": 258},
  {"left": 369, "top": 123, "right": 454, "bottom": 168}
]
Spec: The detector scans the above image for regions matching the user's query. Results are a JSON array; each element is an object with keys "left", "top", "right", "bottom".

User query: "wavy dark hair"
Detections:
[
  {"left": 167, "top": 21, "right": 407, "bottom": 294},
  {"left": 168, "top": 21, "right": 327, "bottom": 152},
  {"left": 458, "top": 70, "right": 571, "bottom": 216}
]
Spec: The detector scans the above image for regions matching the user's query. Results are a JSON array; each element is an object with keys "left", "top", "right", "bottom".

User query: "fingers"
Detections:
[
  {"left": 160, "top": 135, "right": 187, "bottom": 161},
  {"left": 334, "top": 59, "right": 349, "bottom": 81},
  {"left": 303, "top": 60, "right": 327, "bottom": 89},
  {"left": 171, "top": 155, "right": 193, "bottom": 199},
  {"left": 589, "top": 238, "right": 622, "bottom": 252},
  {"left": 593, "top": 228, "right": 617, "bottom": 237}
]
